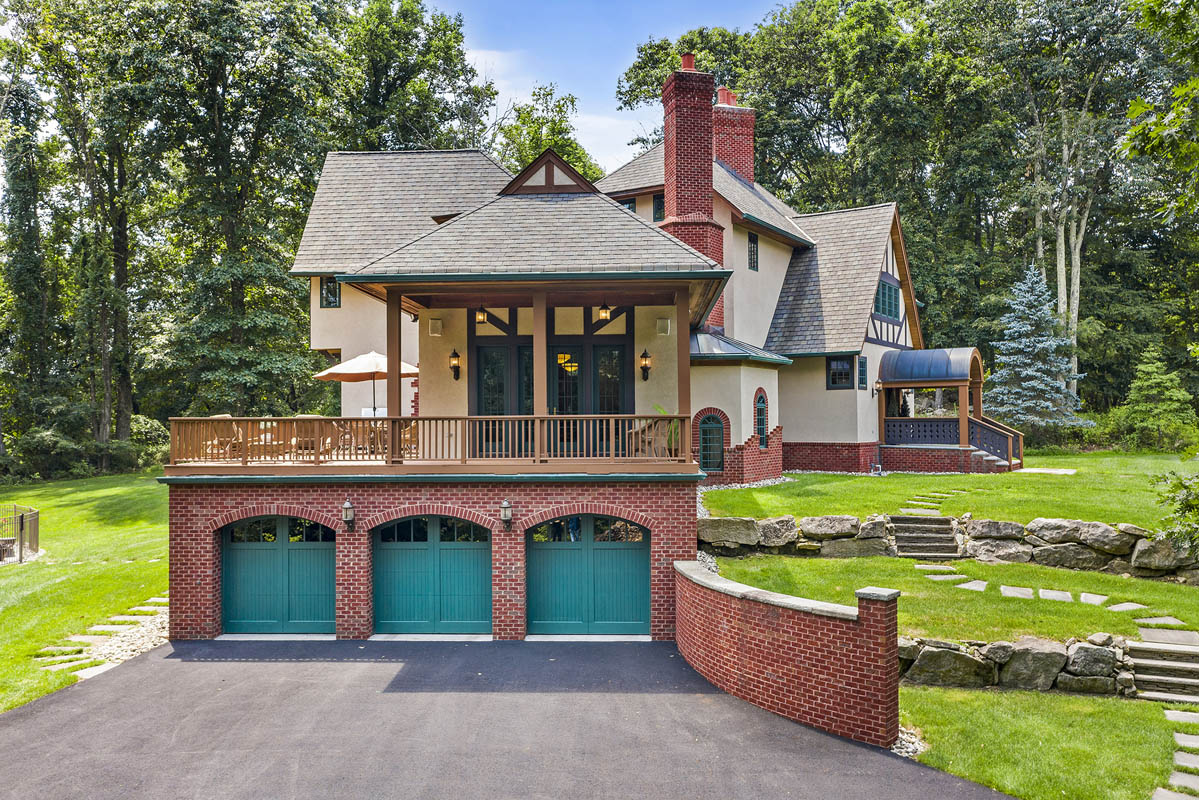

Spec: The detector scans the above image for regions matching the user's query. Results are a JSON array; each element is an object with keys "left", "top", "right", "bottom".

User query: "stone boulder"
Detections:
[
  {"left": 905, "top": 646, "right": 997, "bottom": 688},
  {"left": 821, "top": 536, "right": 889, "bottom": 558},
  {"left": 966, "top": 538, "right": 1032, "bottom": 563},
  {"left": 1066, "top": 642, "right": 1117, "bottom": 677},
  {"left": 967, "top": 519, "right": 1024, "bottom": 540},
  {"left": 858, "top": 515, "right": 890, "bottom": 539},
  {"left": 696, "top": 517, "right": 760, "bottom": 547},
  {"left": 1076, "top": 522, "right": 1138, "bottom": 556},
  {"left": 1055, "top": 674, "right": 1116, "bottom": 694},
  {"left": 980, "top": 641, "right": 1015, "bottom": 665},
  {"left": 757, "top": 516, "right": 798, "bottom": 547},
  {"left": 1087, "top": 632, "right": 1114, "bottom": 647},
  {"left": 799, "top": 515, "right": 860, "bottom": 540},
  {"left": 1025, "top": 518, "right": 1083, "bottom": 545},
  {"left": 1116, "top": 523, "right": 1151, "bottom": 540},
  {"left": 1101, "top": 558, "right": 1133, "bottom": 576},
  {"left": 1130, "top": 538, "right": 1187, "bottom": 571},
  {"left": 1031, "top": 543, "right": 1113, "bottom": 570},
  {"left": 999, "top": 637, "right": 1068, "bottom": 691},
  {"left": 898, "top": 636, "right": 922, "bottom": 663}
]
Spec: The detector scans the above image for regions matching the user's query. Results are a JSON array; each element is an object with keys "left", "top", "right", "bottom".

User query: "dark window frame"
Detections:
[
  {"left": 858, "top": 356, "right": 868, "bottom": 390},
  {"left": 754, "top": 393, "right": 768, "bottom": 449},
  {"left": 619, "top": 197, "right": 636, "bottom": 213},
  {"left": 697, "top": 414, "right": 725, "bottom": 472},
  {"left": 319, "top": 276, "right": 341, "bottom": 309},
  {"left": 826, "top": 357, "right": 854, "bottom": 390},
  {"left": 652, "top": 193, "right": 665, "bottom": 222},
  {"left": 748, "top": 232, "right": 759, "bottom": 271},
  {"left": 873, "top": 280, "right": 900, "bottom": 321}
]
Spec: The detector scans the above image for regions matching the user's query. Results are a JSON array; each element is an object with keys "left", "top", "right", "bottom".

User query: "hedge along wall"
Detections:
[{"left": 674, "top": 561, "right": 900, "bottom": 747}]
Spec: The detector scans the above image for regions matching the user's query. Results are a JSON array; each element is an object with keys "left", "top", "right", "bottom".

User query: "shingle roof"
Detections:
[
  {"left": 347, "top": 191, "right": 721, "bottom": 277},
  {"left": 764, "top": 203, "right": 897, "bottom": 355},
  {"left": 690, "top": 331, "right": 791, "bottom": 365},
  {"left": 292, "top": 150, "right": 512, "bottom": 274},
  {"left": 595, "top": 144, "right": 812, "bottom": 244}
]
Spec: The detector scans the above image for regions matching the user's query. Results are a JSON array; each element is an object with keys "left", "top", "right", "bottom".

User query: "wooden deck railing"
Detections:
[
  {"left": 169, "top": 415, "right": 692, "bottom": 468},
  {"left": 884, "top": 415, "right": 1023, "bottom": 463}
]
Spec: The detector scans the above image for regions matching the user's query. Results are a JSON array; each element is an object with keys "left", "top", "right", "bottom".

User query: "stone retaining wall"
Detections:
[
  {"left": 674, "top": 561, "right": 900, "bottom": 747},
  {"left": 697, "top": 513, "right": 896, "bottom": 558},
  {"left": 900, "top": 633, "right": 1137, "bottom": 696}
]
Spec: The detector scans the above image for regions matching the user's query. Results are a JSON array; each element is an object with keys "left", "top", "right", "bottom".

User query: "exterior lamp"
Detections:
[
  {"left": 499, "top": 499, "right": 513, "bottom": 531},
  {"left": 640, "top": 349, "right": 653, "bottom": 381},
  {"left": 341, "top": 498, "right": 356, "bottom": 532},
  {"left": 873, "top": 379, "right": 883, "bottom": 398},
  {"left": 598, "top": 303, "right": 611, "bottom": 321},
  {"left": 475, "top": 306, "right": 488, "bottom": 323},
  {"left": 449, "top": 349, "right": 461, "bottom": 381}
]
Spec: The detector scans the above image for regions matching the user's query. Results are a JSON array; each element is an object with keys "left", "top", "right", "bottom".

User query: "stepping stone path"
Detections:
[
  {"left": 1080, "top": 593, "right": 1108, "bottom": 606},
  {"left": 956, "top": 580, "right": 987, "bottom": 592},
  {"left": 926, "top": 574, "right": 969, "bottom": 582},
  {"left": 915, "top": 564, "right": 956, "bottom": 572},
  {"left": 1039, "top": 589, "right": 1073, "bottom": 602},
  {"left": 1152, "top": 707, "right": 1199, "bottom": 798},
  {"left": 38, "top": 593, "right": 168, "bottom": 679},
  {"left": 1000, "top": 585, "right": 1034, "bottom": 599},
  {"left": 1109, "top": 602, "right": 1149, "bottom": 612},
  {"left": 1137, "top": 617, "right": 1185, "bottom": 626},
  {"left": 1140, "top": 628, "right": 1199, "bottom": 646}
]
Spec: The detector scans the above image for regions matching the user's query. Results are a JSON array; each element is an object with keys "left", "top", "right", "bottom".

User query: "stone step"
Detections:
[
  {"left": 1128, "top": 640, "right": 1199, "bottom": 664},
  {"left": 35, "top": 653, "right": 89, "bottom": 664},
  {"left": 1141, "top": 689, "right": 1199, "bottom": 705},
  {"left": 1132, "top": 658, "right": 1199, "bottom": 679},
  {"left": 108, "top": 615, "right": 154, "bottom": 622},
  {"left": 1134, "top": 673, "right": 1199, "bottom": 695},
  {"left": 40, "top": 658, "right": 93, "bottom": 672},
  {"left": 896, "top": 541, "right": 961, "bottom": 554},
  {"left": 73, "top": 662, "right": 117, "bottom": 681},
  {"left": 1170, "top": 771, "right": 1199, "bottom": 792},
  {"left": 65, "top": 635, "right": 111, "bottom": 645},
  {"left": 130, "top": 606, "right": 167, "bottom": 613},
  {"left": 1166, "top": 710, "right": 1199, "bottom": 724},
  {"left": 1153, "top": 787, "right": 1194, "bottom": 800},
  {"left": 894, "top": 533, "right": 957, "bottom": 544},
  {"left": 892, "top": 524, "right": 956, "bottom": 535},
  {"left": 890, "top": 516, "right": 954, "bottom": 527},
  {"left": 896, "top": 552, "right": 960, "bottom": 560},
  {"left": 88, "top": 625, "right": 133, "bottom": 633}
]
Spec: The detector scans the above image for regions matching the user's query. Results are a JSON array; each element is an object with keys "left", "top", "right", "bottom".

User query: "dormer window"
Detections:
[
  {"left": 319, "top": 276, "right": 341, "bottom": 308},
  {"left": 619, "top": 198, "right": 636, "bottom": 213},
  {"left": 748, "top": 232, "right": 759, "bottom": 271},
  {"left": 652, "top": 193, "right": 665, "bottom": 222},
  {"left": 874, "top": 280, "right": 900, "bottom": 320}
]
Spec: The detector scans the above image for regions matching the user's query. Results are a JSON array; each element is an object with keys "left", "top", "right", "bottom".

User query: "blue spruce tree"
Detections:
[{"left": 984, "top": 264, "right": 1085, "bottom": 432}]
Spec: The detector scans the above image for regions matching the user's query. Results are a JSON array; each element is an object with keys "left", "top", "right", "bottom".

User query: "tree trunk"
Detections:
[
  {"left": 112, "top": 150, "right": 133, "bottom": 440},
  {"left": 1055, "top": 213, "right": 1067, "bottom": 323},
  {"left": 1066, "top": 193, "right": 1092, "bottom": 397}
]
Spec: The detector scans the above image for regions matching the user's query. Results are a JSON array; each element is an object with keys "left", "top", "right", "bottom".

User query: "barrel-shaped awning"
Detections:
[{"left": 878, "top": 347, "right": 983, "bottom": 386}]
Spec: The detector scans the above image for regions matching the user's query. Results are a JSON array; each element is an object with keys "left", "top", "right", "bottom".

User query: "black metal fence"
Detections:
[{"left": 1, "top": 505, "right": 39, "bottom": 563}]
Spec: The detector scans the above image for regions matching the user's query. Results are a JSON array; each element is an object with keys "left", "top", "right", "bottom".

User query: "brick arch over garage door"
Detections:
[
  {"left": 518, "top": 503, "right": 655, "bottom": 532},
  {"left": 206, "top": 504, "right": 340, "bottom": 535},
  {"left": 360, "top": 504, "right": 500, "bottom": 533}
]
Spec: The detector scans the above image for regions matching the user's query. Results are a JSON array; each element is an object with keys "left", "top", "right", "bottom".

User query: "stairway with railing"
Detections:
[{"left": 883, "top": 414, "right": 1023, "bottom": 470}]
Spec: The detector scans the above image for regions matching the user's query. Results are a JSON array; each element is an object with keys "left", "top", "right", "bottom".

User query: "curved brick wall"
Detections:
[{"left": 674, "top": 562, "right": 899, "bottom": 747}]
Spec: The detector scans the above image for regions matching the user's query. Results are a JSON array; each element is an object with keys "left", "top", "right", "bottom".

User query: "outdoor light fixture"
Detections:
[
  {"left": 449, "top": 349, "right": 461, "bottom": 381},
  {"left": 499, "top": 499, "right": 513, "bottom": 531},
  {"left": 598, "top": 303, "right": 611, "bottom": 321},
  {"left": 342, "top": 498, "right": 356, "bottom": 532},
  {"left": 873, "top": 379, "right": 884, "bottom": 398},
  {"left": 475, "top": 306, "right": 488, "bottom": 323},
  {"left": 640, "top": 349, "right": 653, "bottom": 381}
]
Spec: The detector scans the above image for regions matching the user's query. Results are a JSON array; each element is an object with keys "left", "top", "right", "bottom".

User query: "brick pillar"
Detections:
[
  {"left": 335, "top": 526, "right": 372, "bottom": 639},
  {"left": 168, "top": 491, "right": 222, "bottom": 640},
  {"left": 854, "top": 588, "right": 901, "bottom": 747},
  {"left": 661, "top": 54, "right": 724, "bottom": 273},
  {"left": 712, "top": 86, "right": 755, "bottom": 183},
  {"left": 491, "top": 524, "right": 526, "bottom": 640}
]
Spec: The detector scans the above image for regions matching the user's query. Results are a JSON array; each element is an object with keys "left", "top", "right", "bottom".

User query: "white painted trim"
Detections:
[
  {"left": 368, "top": 634, "right": 493, "bottom": 642},
  {"left": 214, "top": 634, "right": 337, "bottom": 641},
  {"left": 523, "top": 635, "right": 653, "bottom": 642}
]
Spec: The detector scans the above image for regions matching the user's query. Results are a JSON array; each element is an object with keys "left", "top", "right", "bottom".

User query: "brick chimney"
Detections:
[
  {"left": 713, "top": 86, "right": 754, "bottom": 183},
  {"left": 662, "top": 53, "right": 725, "bottom": 327}
]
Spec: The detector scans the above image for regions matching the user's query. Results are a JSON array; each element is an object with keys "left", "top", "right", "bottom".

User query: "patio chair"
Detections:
[{"left": 202, "top": 414, "right": 243, "bottom": 460}]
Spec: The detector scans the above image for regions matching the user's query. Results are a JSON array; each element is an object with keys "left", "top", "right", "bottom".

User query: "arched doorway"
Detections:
[
  {"left": 221, "top": 516, "right": 336, "bottom": 633},
  {"left": 525, "top": 515, "right": 650, "bottom": 635},
  {"left": 373, "top": 515, "right": 492, "bottom": 633}
]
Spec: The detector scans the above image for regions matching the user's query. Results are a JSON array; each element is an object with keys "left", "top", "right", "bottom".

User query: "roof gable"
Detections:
[{"left": 501, "top": 148, "right": 597, "bottom": 195}]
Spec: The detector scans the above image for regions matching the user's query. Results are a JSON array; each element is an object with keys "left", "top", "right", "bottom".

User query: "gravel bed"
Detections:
[
  {"left": 696, "top": 550, "right": 719, "bottom": 573},
  {"left": 891, "top": 726, "right": 928, "bottom": 759},
  {"left": 86, "top": 609, "right": 168, "bottom": 664},
  {"left": 696, "top": 476, "right": 795, "bottom": 518},
  {"left": 0, "top": 548, "right": 46, "bottom": 567}
]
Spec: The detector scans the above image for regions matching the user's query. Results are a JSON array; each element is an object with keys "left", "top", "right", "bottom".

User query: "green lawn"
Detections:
[
  {"left": 0, "top": 470, "right": 168, "bottom": 712},
  {"left": 717, "top": 554, "right": 1199, "bottom": 641},
  {"left": 902, "top": 686, "right": 1185, "bottom": 800},
  {"left": 702, "top": 452, "right": 1199, "bottom": 528}
]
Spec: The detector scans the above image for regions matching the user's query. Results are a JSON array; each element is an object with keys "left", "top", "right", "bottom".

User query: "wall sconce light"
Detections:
[
  {"left": 872, "top": 380, "right": 884, "bottom": 398},
  {"left": 598, "top": 303, "right": 611, "bottom": 321},
  {"left": 475, "top": 306, "right": 488, "bottom": 323},
  {"left": 449, "top": 349, "right": 461, "bottom": 381},
  {"left": 341, "top": 498, "right": 356, "bottom": 532},
  {"left": 640, "top": 349, "right": 653, "bottom": 381},
  {"left": 499, "top": 499, "right": 512, "bottom": 531}
]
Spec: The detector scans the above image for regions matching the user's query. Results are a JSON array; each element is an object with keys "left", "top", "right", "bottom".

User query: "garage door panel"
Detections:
[
  {"left": 375, "top": 546, "right": 435, "bottom": 632},
  {"left": 592, "top": 545, "right": 650, "bottom": 630},
  {"left": 438, "top": 546, "right": 492, "bottom": 628},
  {"left": 285, "top": 546, "right": 336, "bottom": 630},
  {"left": 223, "top": 546, "right": 283, "bottom": 633},
  {"left": 527, "top": 544, "right": 586, "bottom": 632}
]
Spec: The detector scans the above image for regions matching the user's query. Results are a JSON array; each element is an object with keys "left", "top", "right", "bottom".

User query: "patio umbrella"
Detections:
[{"left": 314, "top": 351, "right": 417, "bottom": 416}]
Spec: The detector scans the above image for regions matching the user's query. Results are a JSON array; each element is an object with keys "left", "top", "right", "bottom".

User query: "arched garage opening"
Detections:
[
  {"left": 526, "top": 515, "right": 650, "bottom": 635},
  {"left": 221, "top": 516, "right": 336, "bottom": 633},
  {"left": 373, "top": 516, "right": 492, "bottom": 634}
]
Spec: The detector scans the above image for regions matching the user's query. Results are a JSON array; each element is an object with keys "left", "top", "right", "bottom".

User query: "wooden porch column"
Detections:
[
  {"left": 532, "top": 292, "right": 547, "bottom": 461},
  {"left": 877, "top": 388, "right": 887, "bottom": 445},
  {"left": 957, "top": 384, "right": 970, "bottom": 447},
  {"left": 971, "top": 382, "right": 983, "bottom": 420},
  {"left": 386, "top": 289, "right": 403, "bottom": 463}
]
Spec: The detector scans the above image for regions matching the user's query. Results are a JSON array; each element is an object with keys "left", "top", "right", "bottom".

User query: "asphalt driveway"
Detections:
[{"left": 0, "top": 641, "right": 1005, "bottom": 800}]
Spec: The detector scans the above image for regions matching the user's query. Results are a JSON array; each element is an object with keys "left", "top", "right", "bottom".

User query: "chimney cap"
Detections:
[
  {"left": 717, "top": 86, "right": 739, "bottom": 106},
  {"left": 680, "top": 52, "right": 696, "bottom": 71}
]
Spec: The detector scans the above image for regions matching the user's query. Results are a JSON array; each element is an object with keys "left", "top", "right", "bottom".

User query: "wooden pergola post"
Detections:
[
  {"left": 971, "top": 382, "right": 983, "bottom": 420},
  {"left": 386, "top": 289, "right": 403, "bottom": 463},
  {"left": 957, "top": 384, "right": 970, "bottom": 447},
  {"left": 877, "top": 388, "right": 887, "bottom": 445},
  {"left": 533, "top": 292, "right": 547, "bottom": 461}
]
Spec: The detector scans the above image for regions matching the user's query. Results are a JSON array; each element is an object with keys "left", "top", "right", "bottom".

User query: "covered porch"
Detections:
[{"left": 877, "top": 348, "right": 1023, "bottom": 471}]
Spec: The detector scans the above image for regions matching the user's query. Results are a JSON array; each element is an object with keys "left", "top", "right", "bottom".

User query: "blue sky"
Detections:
[{"left": 436, "top": 0, "right": 779, "bottom": 172}]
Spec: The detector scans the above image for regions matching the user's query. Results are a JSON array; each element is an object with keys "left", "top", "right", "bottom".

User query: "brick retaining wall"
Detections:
[
  {"left": 674, "top": 562, "right": 899, "bottom": 747},
  {"left": 880, "top": 445, "right": 1009, "bottom": 473},
  {"left": 782, "top": 441, "right": 877, "bottom": 473},
  {"left": 168, "top": 479, "right": 697, "bottom": 641}
]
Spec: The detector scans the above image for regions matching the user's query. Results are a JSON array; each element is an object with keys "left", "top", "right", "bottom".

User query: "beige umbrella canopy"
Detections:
[{"left": 314, "top": 351, "right": 417, "bottom": 415}]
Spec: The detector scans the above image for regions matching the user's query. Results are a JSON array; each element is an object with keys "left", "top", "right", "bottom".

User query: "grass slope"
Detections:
[
  {"left": 902, "top": 687, "right": 1179, "bottom": 800},
  {"left": 702, "top": 452, "right": 1198, "bottom": 528},
  {"left": 717, "top": 555, "right": 1199, "bottom": 641},
  {"left": 0, "top": 470, "right": 168, "bottom": 712}
]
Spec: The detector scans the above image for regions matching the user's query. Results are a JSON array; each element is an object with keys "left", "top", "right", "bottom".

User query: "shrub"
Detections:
[
  {"left": 130, "top": 415, "right": 170, "bottom": 467},
  {"left": 1105, "top": 348, "right": 1199, "bottom": 452},
  {"left": 1156, "top": 470, "right": 1199, "bottom": 554}
]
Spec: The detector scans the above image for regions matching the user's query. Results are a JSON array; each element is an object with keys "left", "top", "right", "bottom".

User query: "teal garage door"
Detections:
[
  {"left": 222, "top": 516, "right": 336, "bottom": 634},
  {"left": 526, "top": 515, "right": 650, "bottom": 635},
  {"left": 373, "top": 516, "right": 492, "bottom": 634}
]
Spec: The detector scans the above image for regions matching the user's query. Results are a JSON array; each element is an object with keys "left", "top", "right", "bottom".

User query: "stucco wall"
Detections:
[
  {"left": 309, "top": 280, "right": 416, "bottom": 416},
  {"left": 716, "top": 196, "right": 794, "bottom": 348},
  {"left": 778, "top": 358, "right": 858, "bottom": 442},
  {"left": 417, "top": 308, "right": 468, "bottom": 417},
  {"left": 691, "top": 363, "right": 779, "bottom": 444},
  {"left": 634, "top": 305, "right": 680, "bottom": 415}
]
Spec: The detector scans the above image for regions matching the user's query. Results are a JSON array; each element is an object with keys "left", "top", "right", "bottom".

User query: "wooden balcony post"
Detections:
[
  {"left": 386, "top": 289, "right": 403, "bottom": 463},
  {"left": 533, "top": 292, "right": 547, "bottom": 460},
  {"left": 957, "top": 384, "right": 970, "bottom": 447}
]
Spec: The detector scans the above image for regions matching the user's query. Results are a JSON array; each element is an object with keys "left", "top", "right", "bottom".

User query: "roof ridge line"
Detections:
[
  {"left": 595, "top": 192, "right": 720, "bottom": 269},
  {"left": 791, "top": 202, "right": 897, "bottom": 219}
]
